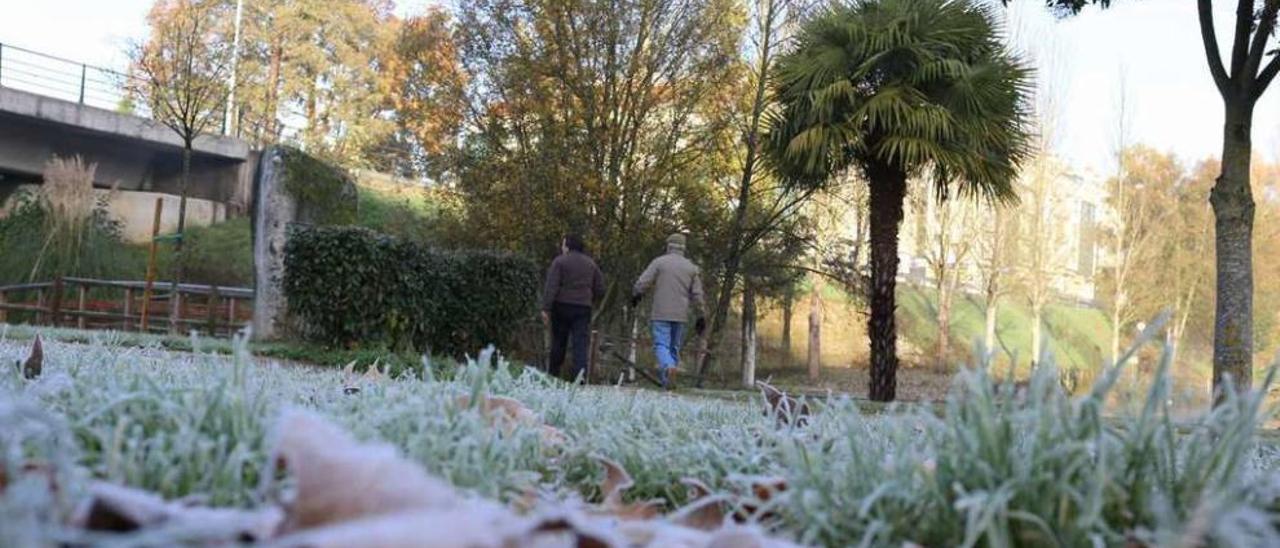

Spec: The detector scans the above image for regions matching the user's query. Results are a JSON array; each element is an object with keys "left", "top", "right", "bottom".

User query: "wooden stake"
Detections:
[
  {"left": 77, "top": 282, "right": 87, "bottom": 329},
  {"left": 140, "top": 197, "right": 163, "bottom": 331}
]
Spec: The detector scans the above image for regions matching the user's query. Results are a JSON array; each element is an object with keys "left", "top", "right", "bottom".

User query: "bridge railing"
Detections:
[{"left": 0, "top": 42, "right": 153, "bottom": 117}]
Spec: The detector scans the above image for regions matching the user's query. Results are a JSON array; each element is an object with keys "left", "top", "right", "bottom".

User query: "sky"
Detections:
[{"left": 0, "top": 0, "right": 1276, "bottom": 174}]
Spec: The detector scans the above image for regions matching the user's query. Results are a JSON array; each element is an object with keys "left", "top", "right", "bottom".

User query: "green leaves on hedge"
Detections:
[{"left": 283, "top": 225, "right": 539, "bottom": 356}]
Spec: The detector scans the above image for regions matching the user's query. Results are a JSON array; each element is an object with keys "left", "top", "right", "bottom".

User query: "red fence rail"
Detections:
[{"left": 0, "top": 277, "right": 252, "bottom": 336}]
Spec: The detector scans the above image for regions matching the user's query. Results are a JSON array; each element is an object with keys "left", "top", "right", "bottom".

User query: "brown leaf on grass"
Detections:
[
  {"left": 0, "top": 462, "right": 57, "bottom": 496},
  {"left": 457, "top": 394, "right": 568, "bottom": 447},
  {"left": 671, "top": 479, "right": 728, "bottom": 531},
  {"left": 23, "top": 334, "right": 43, "bottom": 379},
  {"left": 735, "top": 476, "right": 788, "bottom": 523},
  {"left": 269, "top": 409, "right": 461, "bottom": 534},
  {"left": 591, "top": 456, "right": 665, "bottom": 521},
  {"left": 73, "top": 482, "right": 283, "bottom": 542},
  {"left": 596, "top": 456, "right": 633, "bottom": 509},
  {"left": 756, "top": 382, "right": 810, "bottom": 427}
]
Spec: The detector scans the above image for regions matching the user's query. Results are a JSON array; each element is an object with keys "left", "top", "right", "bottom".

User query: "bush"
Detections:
[{"left": 283, "top": 225, "right": 539, "bottom": 356}]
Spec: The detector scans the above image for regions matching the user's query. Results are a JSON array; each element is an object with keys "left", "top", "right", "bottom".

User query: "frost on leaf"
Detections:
[
  {"left": 456, "top": 393, "right": 568, "bottom": 447},
  {"left": 269, "top": 408, "right": 462, "bottom": 534}
]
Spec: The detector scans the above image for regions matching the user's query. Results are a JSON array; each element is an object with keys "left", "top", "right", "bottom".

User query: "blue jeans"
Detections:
[{"left": 650, "top": 320, "right": 685, "bottom": 385}]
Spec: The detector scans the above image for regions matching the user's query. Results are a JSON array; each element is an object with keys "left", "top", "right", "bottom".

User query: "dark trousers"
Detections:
[{"left": 548, "top": 302, "right": 591, "bottom": 381}]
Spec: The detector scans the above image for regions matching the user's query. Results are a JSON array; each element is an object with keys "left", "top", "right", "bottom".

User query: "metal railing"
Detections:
[{"left": 0, "top": 42, "right": 153, "bottom": 117}]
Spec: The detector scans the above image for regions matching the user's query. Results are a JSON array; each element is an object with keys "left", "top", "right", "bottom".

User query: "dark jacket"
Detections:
[{"left": 542, "top": 251, "right": 605, "bottom": 311}]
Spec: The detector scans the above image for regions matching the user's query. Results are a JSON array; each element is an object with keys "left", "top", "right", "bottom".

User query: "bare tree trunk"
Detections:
[
  {"left": 1211, "top": 100, "right": 1256, "bottom": 399},
  {"left": 984, "top": 297, "right": 998, "bottom": 356},
  {"left": 867, "top": 162, "right": 907, "bottom": 401},
  {"left": 1110, "top": 307, "right": 1122, "bottom": 366},
  {"left": 781, "top": 290, "right": 793, "bottom": 367},
  {"left": 169, "top": 143, "right": 192, "bottom": 333},
  {"left": 935, "top": 275, "right": 952, "bottom": 373},
  {"left": 807, "top": 289, "right": 821, "bottom": 382},
  {"left": 741, "top": 283, "right": 757, "bottom": 389},
  {"left": 1030, "top": 302, "right": 1044, "bottom": 373}
]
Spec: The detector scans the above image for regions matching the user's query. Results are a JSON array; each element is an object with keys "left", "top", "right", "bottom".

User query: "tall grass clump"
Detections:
[
  {"left": 0, "top": 156, "right": 140, "bottom": 284},
  {"left": 777, "top": 319, "right": 1280, "bottom": 546}
]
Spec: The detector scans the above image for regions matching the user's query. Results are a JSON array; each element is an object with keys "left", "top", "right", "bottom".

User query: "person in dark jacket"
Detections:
[{"left": 542, "top": 234, "right": 605, "bottom": 381}]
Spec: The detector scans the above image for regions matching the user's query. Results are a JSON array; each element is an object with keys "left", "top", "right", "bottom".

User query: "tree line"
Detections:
[{"left": 136, "top": 0, "right": 1280, "bottom": 402}]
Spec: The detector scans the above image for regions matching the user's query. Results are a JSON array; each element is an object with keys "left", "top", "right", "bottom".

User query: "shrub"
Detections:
[{"left": 283, "top": 225, "right": 539, "bottom": 356}]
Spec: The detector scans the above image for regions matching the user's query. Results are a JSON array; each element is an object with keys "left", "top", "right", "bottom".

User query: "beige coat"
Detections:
[{"left": 634, "top": 247, "right": 704, "bottom": 323}]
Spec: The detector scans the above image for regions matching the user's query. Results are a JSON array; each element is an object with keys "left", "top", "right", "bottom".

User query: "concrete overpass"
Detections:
[{"left": 0, "top": 85, "right": 255, "bottom": 214}]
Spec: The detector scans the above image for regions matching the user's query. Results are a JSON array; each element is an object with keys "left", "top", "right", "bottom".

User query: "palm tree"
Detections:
[{"left": 765, "top": 0, "right": 1033, "bottom": 401}]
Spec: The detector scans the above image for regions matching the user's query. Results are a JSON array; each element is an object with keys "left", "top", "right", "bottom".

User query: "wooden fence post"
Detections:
[
  {"left": 206, "top": 285, "right": 219, "bottom": 335},
  {"left": 227, "top": 298, "right": 237, "bottom": 334},
  {"left": 140, "top": 197, "right": 163, "bottom": 332},
  {"left": 587, "top": 329, "right": 601, "bottom": 385},
  {"left": 0, "top": 290, "right": 7, "bottom": 324},
  {"left": 36, "top": 288, "right": 46, "bottom": 325},
  {"left": 123, "top": 288, "right": 134, "bottom": 331},
  {"left": 77, "top": 282, "right": 87, "bottom": 329},
  {"left": 49, "top": 277, "right": 64, "bottom": 328}
]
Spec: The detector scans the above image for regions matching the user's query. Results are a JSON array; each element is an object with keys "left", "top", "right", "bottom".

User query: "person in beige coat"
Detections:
[{"left": 631, "top": 233, "right": 705, "bottom": 389}]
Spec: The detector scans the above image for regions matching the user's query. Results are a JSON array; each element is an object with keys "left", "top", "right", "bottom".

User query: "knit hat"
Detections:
[{"left": 666, "top": 233, "right": 687, "bottom": 249}]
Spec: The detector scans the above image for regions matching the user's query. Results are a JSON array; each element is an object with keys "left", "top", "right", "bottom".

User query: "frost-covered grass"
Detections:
[{"left": 3, "top": 326, "right": 1280, "bottom": 546}]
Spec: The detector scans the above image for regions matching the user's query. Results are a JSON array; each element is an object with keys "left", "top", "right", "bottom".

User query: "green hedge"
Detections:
[{"left": 283, "top": 225, "right": 539, "bottom": 356}]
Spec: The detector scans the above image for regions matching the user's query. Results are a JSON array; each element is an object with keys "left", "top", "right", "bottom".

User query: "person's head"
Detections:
[
  {"left": 666, "top": 233, "right": 686, "bottom": 253},
  {"left": 562, "top": 234, "right": 585, "bottom": 254}
]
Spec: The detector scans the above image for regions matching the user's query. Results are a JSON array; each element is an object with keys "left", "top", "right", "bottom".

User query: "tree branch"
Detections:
[
  {"left": 1197, "top": 0, "right": 1232, "bottom": 94},
  {"left": 1245, "top": 0, "right": 1280, "bottom": 82},
  {"left": 1228, "top": 0, "right": 1255, "bottom": 80},
  {"left": 1257, "top": 54, "right": 1280, "bottom": 98}
]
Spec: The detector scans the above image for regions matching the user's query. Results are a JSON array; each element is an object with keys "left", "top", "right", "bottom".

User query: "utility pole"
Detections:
[{"left": 224, "top": 0, "right": 244, "bottom": 136}]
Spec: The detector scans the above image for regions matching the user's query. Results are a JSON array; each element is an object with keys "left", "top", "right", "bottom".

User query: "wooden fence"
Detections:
[{"left": 0, "top": 277, "right": 253, "bottom": 336}]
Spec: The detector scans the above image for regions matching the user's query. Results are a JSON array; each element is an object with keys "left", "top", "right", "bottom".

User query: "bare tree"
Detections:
[
  {"left": 921, "top": 193, "right": 977, "bottom": 371},
  {"left": 697, "top": 0, "right": 817, "bottom": 386},
  {"left": 130, "top": 0, "right": 231, "bottom": 331},
  {"left": 974, "top": 201, "right": 1014, "bottom": 358},
  {"left": 1015, "top": 151, "right": 1071, "bottom": 370}
]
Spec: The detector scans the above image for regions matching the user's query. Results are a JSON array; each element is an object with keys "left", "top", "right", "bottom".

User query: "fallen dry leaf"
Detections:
[
  {"left": 457, "top": 393, "right": 568, "bottom": 447},
  {"left": 23, "top": 334, "right": 43, "bottom": 380},
  {"left": 270, "top": 408, "right": 461, "bottom": 534},
  {"left": 757, "top": 382, "right": 810, "bottom": 427},
  {"left": 73, "top": 482, "right": 283, "bottom": 542}
]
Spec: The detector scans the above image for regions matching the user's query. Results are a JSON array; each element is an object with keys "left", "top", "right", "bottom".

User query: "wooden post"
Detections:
[
  {"left": 140, "top": 198, "right": 163, "bottom": 331},
  {"left": 206, "top": 285, "right": 219, "bottom": 335},
  {"left": 77, "top": 282, "right": 88, "bottom": 329},
  {"left": 0, "top": 290, "right": 7, "bottom": 324},
  {"left": 36, "top": 288, "right": 46, "bottom": 325},
  {"left": 169, "top": 290, "right": 183, "bottom": 334},
  {"left": 49, "top": 277, "right": 64, "bottom": 328},
  {"left": 227, "top": 297, "right": 237, "bottom": 333},
  {"left": 587, "top": 329, "right": 601, "bottom": 384},
  {"left": 123, "top": 288, "right": 134, "bottom": 331}
]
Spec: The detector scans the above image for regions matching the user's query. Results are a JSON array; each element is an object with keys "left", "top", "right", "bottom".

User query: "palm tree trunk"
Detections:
[
  {"left": 867, "top": 162, "right": 907, "bottom": 401},
  {"left": 1211, "top": 99, "right": 1256, "bottom": 399}
]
